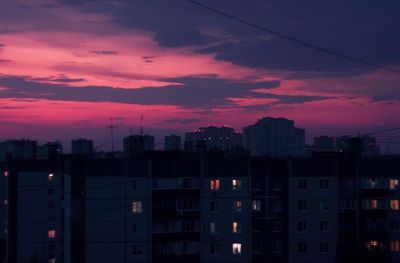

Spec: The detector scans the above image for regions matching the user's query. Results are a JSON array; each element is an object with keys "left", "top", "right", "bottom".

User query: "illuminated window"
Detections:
[
  {"left": 297, "top": 242, "right": 307, "bottom": 254},
  {"left": 48, "top": 173, "right": 54, "bottom": 181},
  {"left": 365, "top": 200, "right": 378, "bottom": 209},
  {"left": 233, "top": 201, "right": 242, "bottom": 212},
  {"left": 391, "top": 200, "right": 400, "bottom": 210},
  {"left": 232, "top": 243, "right": 242, "bottom": 255},
  {"left": 320, "top": 242, "right": 328, "bottom": 254},
  {"left": 368, "top": 177, "right": 376, "bottom": 188},
  {"left": 132, "top": 202, "right": 142, "bottom": 213},
  {"left": 4, "top": 171, "right": 8, "bottom": 177},
  {"left": 210, "top": 222, "right": 216, "bottom": 233},
  {"left": 3, "top": 200, "right": 7, "bottom": 205},
  {"left": 391, "top": 241, "right": 400, "bottom": 252},
  {"left": 232, "top": 179, "right": 242, "bottom": 190},
  {"left": 210, "top": 179, "right": 220, "bottom": 191},
  {"left": 233, "top": 222, "right": 241, "bottom": 233},
  {"left": 391, "top": 179, "right": 399, "bottom": 190},
  {"left": 367, "top": 240, "right": 379, "bottom": 250},
  {"left": 48, "top": 230, "right": 56, "bottom": 239},
  {"left": 48, "top": 259, "right": 55, "bottom": 263},
  {"left": 252, "top": 200, "right": 261, "bottom": 211},
  {"left": 298, "top": 179, "right": 307, "bottom": 190},
  {"left": 320, "top": 200, "right": 329, "bottom": 211}
]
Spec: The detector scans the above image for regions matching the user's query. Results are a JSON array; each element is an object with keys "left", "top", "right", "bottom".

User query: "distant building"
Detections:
[
  {"left": 72, "top": 138, "right": 93, "bottom": 156},
  {"left": 124, "top": 135, "right": 154, "bottom": 158},
  {"left": 243, "top": 117, "right": 305, "bottom": 156},
  {"left": 164, "top": 135, "right": 181, "bottom": 151},
  {"left": 185, "top": 125, "right": 243, "bottom": 151},
  {"left": 335, "top": 135, "right": 380, "bottom": 157},
  {"left": 37, "top": 141, "right": 63, "bottom": 160},
  {"left": 313, "top": 135, "right": 335, "bottom": 152},
  {"left": 0, "top": 139, "right": 37, "bottom": 161}
]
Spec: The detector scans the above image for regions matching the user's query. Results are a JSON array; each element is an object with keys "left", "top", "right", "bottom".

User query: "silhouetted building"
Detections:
[
  {"left": 335, "top": 135, "right": 380, "bottom": 157},
  {"left": 71, "top": 138, "right": 93, "bottom": 156},
  {"left": 124, "top": 135, "right": 155, "bottom": 158},
  {"left": 243, "top": 117, "right": 305, "bottom": 157},
  {"left": 0, "top": 139, "right": 37, "bottom": 161},
  {"left": 37, "top": 141, "right": 63, "bottom": 160},
  {"left": 313, "top": 135, "right": 335, "bottom": 152},
  {"left": 164, "top": 135, "right": 181, "bottom": 151},
  {"left": 185, "top": 125, "right": 243, "bottom": 151}
]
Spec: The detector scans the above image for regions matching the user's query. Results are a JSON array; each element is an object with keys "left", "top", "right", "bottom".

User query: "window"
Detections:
[
  {"left": 48, "top": 230, "right": 56, "bottom": 239},
  {"left": 297, "top": 242, "right": 307, "bottom": 254},
  {"left": 253, "top": 221, "right": 261, "bottom": 232},
  {"left": 298, "top": 200, "right": 308, "bottom": 211},
  {"left": 253, "top": 240, "right": 261, "bottom": 253},
  {"left": 48, "top": 173, "right": 54, "bottom": 181},
  {"left": 272, "top": 240, "right": 283, "bottom": 254},
  {"left": 272, "top": 180, "right": 281, "bottom": 191},
  {"left": 232, "top": 243, "right": 242, "bottom": 255},
  {"left": 367, "top": 241, "right": 379, "bottom": 250},
  {"left": 210, "top": 222, "right": 216, "bottom": 234},
  {"left": 48, "top": 201, "right": 55, "bottom": 209},
  {"left": 320, "top": 179, "right": 329, "bottom": 190},
  {"left": 210, "top": 201, "right": 220, "bottom": 212},
  {"left": 298, "top": 221, "right": 308, "bottom": 233},
  {"left": 132, "top": 180, "right": 137, "bottom": 190},
  {"left": 233, "top": 221, "right": 242, "bottom": 233},
  {"left": 298, "top": 179, "right": 307, "bottom": 190},
  {"left": 233, "top": 201, "right": 242, "bottom": 212},
  {"left": 368, "top": 177, "right": 376, "bottom": 188},
  {"left": 132, "top": 244, "right": 143, "bottom": 256},
  {"left": 272, "top": 220, "right": 283, "bottom": 232},
  {"left": 3, "top": 200, "right": 8, "bottom": 205},
  {"left": 132, "top": 223, "right": 143, "bottom": 234},
  {"left": 48, "top": 216, "right": 55, "bottom": 224},
  {"left": 391, "top": 220, "right": 400, "bottom": 231},
  {"left": 364, "top": 199, "right": 378, "bottom": 209},
  {"left": 4, "top": 171, "right": 8, "bottom": 177},
  {"left": 48, "top": 244, "right": 55, "bottom": 251},
  {"left": 232, "top": 179, "right": 242, "bottom": 190},
  {"left": 48, "top": 188, "right": 55, "bottom": 195},
  {"left": 320, "top": 221, "right": 329, "bottom": 232},
  {"left": 272, "top": 199, "right": 283, "bottom": 212},
  {"left": 391, "top": 200, "right": 399, "bottom": 210},
  {"left": 210, "top": 179, "right": 220, "bottom": 191},
  {"left": 252, "top": 200, "right": 261, "bottom": 211},
  {"left": 210, "top": 243, "right": 219, "bottom": 255},
  {"left": 48, "top": 259, "right": 55, "bottom": 263},
  {"left": 177, "top": 199, "right": 199, "bottom": 211},
  {"left": 132, "top": 201, "right": 142, "bottom": 213},
  {"left": 391, "top": 241, "right": 400, "bottom": 252},
  {"left": 320, "top": 200, "right": 329, "bottom": 211},
  {"left": 320, "top": 242, "right": 328, "bottom": 254},
  {"left": 391, "top": 179, "right": 399, "bottom": 190}
]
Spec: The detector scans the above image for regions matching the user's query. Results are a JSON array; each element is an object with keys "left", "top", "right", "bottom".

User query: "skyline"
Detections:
[{"left": 0, "top": 0, "right": 399, "bottom": 151}]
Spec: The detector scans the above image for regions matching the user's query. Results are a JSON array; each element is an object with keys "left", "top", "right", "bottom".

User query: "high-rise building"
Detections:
[
  {"left": 185, "top": 125, "right": 243, "bottom": 151},
  {"left": 71, "top": 138, "right": 93, "bottom": 156},
  {"left": 243, "top": 117, "right": 305, "bottom": 157},
  {"left": 164, "top": 135, "right": 181, "bottom": 151},
  {"left": 124, "top": 135, "right": 155, "bottom": 158},
  {"left": 0, "top": 139, "right": 37, "bottom": 161},
  {"left": 313, "top": 136, "right": 335, "bottom": 152}
]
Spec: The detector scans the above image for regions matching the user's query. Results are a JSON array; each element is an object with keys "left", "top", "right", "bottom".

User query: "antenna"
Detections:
[
  {"left": 107, "top": 118, "right": 118, "bottom": 157},
  {"left": 140, "top": 114, "right": 143, "bottom": 137}
]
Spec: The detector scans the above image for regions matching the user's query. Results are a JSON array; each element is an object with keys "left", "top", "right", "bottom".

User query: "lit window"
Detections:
[
  {"left": 368, "top": 177, "right": 376, "bottom": 188},
  {"left": 3, "top": 200, "right": 7, "bottom": 205},
  {"left": 365, "top": 200, "right": 378, "bottom": 209},
  {"left": 132, "top": 202, "right": 142, "bottom": 213},
  {"left": 233, "top": 222, "right": 241, "bottom": 233},
  {"left": 4, "top": 171, "right": 8, "bottom": 177},
  {"left": 48, "top": 173, "right": 54, "bottom": 181},
  {"left": 210, "top": 179, "right": 220, "bottom": 191},
  {"left": 391, "top": 200, "right": 399, "bottom": 210},
  {"left": 391, "top": 241, "right": 400, "bottom": 252},
  {"left": 233, "top": 201, "right": 242, "bottom": 212},
  {"left": 232, "top": 243, "right": 242, "bottom": 255},
  {"left": 232, "top": 179, "right": 242, "bottom": 190},
  {"left": 298, "top": 179, "right": 307, "bottom": 190},
  {"left": 48, "top": 230, "right": 56, "bottom": 239},
  {"left": 320, "top": 242, "right": 328, "bottom": 254},
  {"left": 252, "top": 200, "right": 261, "bottom": 211},
  {"left": 391, "top": 179, "right": 399, "bottom": 190},
  {"left": 367, "top": 240, "right": 379, "bottom": 250},
  {"left": 210, "top": 222, "right": 216, "bottom": 233},
  {"left": 320, "top": 200, "right": 329, "bottom": 211},
  {"left": 297, "top": 242, "right": 307, "bottom": 254}
]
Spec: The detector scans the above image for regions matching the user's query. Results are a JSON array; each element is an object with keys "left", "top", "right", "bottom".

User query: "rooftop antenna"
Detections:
[
  {"left": 140, "top": 114, "right": 143, "bottom": 137},
  {"left": 107, "top": 118, "right": 118, "bottom": 157}
]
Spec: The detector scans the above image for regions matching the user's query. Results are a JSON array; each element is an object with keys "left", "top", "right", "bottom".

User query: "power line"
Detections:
[{"left": 184, "top": 0, "right": 400, "bottom": 75}]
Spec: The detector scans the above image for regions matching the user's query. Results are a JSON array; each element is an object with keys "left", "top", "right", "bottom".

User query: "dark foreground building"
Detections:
[{"left": 1, "top": 147, "right": 400, "bottom": 263}]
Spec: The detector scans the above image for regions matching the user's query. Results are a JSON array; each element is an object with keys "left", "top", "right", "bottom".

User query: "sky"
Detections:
[{"left": 0, "top": 0, "right": 399, "bottom": 152}]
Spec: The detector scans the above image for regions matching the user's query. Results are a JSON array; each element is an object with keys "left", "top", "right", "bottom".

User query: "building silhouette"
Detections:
[{"left": 164, "top": 135, "right": 181, "bottom": 151}]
